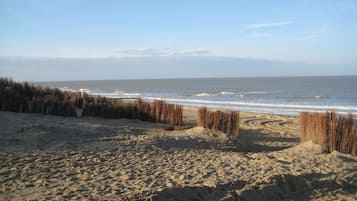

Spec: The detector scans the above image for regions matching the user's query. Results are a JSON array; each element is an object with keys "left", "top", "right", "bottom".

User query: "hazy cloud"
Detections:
[
  {"left": 115, "top": 48, "right": 168, "bottom": 56},
  {"left": 1, "top": 56, "right": 352, "bottom": 82},
  {"left": 173, "top": 49, "right": 211, "bottom": 56},
  {"left": 115, "top": 48, "right": 211, "bottom": 57},
  {"left": 245, "top": 21, "right": 293, "bottom": 29}
]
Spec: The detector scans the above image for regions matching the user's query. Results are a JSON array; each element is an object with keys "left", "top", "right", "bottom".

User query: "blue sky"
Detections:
[{"left": 1, "top": 0, "right": 357, "bottom": 81}]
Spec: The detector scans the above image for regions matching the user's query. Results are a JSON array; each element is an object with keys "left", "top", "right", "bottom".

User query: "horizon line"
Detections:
[{"left": 21, "top": 74, "right": 357, "bottom": 83}]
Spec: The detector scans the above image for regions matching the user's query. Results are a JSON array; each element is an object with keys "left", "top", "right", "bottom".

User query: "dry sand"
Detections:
[{"left": 0, "top": 108, "right": 356, "bottom": 201}]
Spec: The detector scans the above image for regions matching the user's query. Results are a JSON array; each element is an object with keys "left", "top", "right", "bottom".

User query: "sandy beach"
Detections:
[
  {"left": 2, "top": 0, "right": 357, "bottom": 200},
  {"left": 0, "top": 108, "right": 356, "bottom": 200}
]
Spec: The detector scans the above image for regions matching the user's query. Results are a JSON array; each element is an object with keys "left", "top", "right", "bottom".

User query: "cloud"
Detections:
[
  {"left": 2, "top": 56, "right": 352, "bottom": 82},
  {"left": 1, "top": 56, "right": 280, "bottom": 81},
  {"left": 173, "top": 49, "right": 211, "bottom": 56},
  {"left": 245, "top": 21, "right": 293, "bottom": 29},
  {"left": 115, "top": 48, "right": 211, "bottom": 57},
  {"left": 115, "top": 48, "right": 167, "bottom": 56}
]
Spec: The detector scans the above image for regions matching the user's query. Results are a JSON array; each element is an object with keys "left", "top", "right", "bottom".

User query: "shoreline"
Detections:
[
  {"left": 33, "top": 75, "right": 357, "bottom": 116},
  {"left": 71, "top": 94, "right": 357, "bottom": 116}
]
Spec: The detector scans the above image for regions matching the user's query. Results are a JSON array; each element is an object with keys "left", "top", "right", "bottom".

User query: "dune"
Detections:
[{"left": 0, "top": 108, "right": 356, "bottom": 200}]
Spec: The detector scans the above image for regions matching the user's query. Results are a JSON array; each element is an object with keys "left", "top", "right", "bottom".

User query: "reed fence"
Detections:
[
  {"left": 197, "top": 107, "right": 239, "bottom": 136},
  {"left": 0, "top": 78, "right": 183, "bottom": 125},
  {"left": 300, "top": 111, "right": 357, "bottom": 155}
]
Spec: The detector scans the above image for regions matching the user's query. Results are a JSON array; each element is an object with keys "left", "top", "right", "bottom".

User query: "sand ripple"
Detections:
[{"left": 0, "top": 111, "right": 356, "bottom": 200}]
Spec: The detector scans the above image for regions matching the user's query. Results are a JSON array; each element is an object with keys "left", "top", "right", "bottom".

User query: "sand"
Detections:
[{"left": 0, "top": 108, "right": 356, "bottom": 201}]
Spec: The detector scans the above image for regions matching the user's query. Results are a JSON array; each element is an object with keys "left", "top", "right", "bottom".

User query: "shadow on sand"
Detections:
[
  {"left": 155, "top": 128, "right": 299, "bottom": 153},
  {"left": 234, "top": 129, "right": 299, "bottom": 152},
  {"left": 148, "top": 180, "right": 246, "bottom": 201},
  {"left": 148, "top": 173, "right": 356, "bottom": 201}
]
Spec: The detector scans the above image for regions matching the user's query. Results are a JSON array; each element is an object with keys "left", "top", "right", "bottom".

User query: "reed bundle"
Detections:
[
  {"left": 300, "top": 111, "right": 357, "bottom": 155},
  {"left": 135, "top": 100, "right": 182, "bottom": 125},
  {"left": 197, "top": 107, "right": 239, "bottom": 136}
]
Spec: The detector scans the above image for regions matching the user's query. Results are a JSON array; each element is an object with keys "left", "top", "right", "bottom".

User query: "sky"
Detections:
[{"left": 0, "top": 0, "right": 357, "bottom": 81}]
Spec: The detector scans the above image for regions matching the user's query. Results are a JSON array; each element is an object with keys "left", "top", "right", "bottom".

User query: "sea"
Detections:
[{"left": 37, "top": 76, "right": 357, "bottom": 116}]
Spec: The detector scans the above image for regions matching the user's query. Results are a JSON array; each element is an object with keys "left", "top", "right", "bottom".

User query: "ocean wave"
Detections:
[
  {"left": 92, "top": 91, "right": 142, "bottom": 97},
  {"left": 220, "top": 91, "right": 235, "bottom": 95},
  {"left": 193, "top": 91, "right": 269, "bottom": 97},
  {"left": 143, "top": 97, "right": 357, "bottom": 112},
  {"left": 240, "top": 91, "right": 269, "bottom": 95},
  {"left": 113, "top": 89, "right": 125, "bottom": 94},
  {"left": 121, "top": 92, "right": 141, "bottom": 96},
  {"left": 296, "top": 95, "right": 325, "bottom": 100},
  {"left": 79, "top": 88, "right": 92, "bottom": 93},
  {"left": 174, "top": 102, "right": 357, "bottom": 116},
  {"left": 59, "top": 87, "right": 76, "bottom": 92},
  {"left": 193, "top": 93, "right": 212, "bottom": 97}
]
